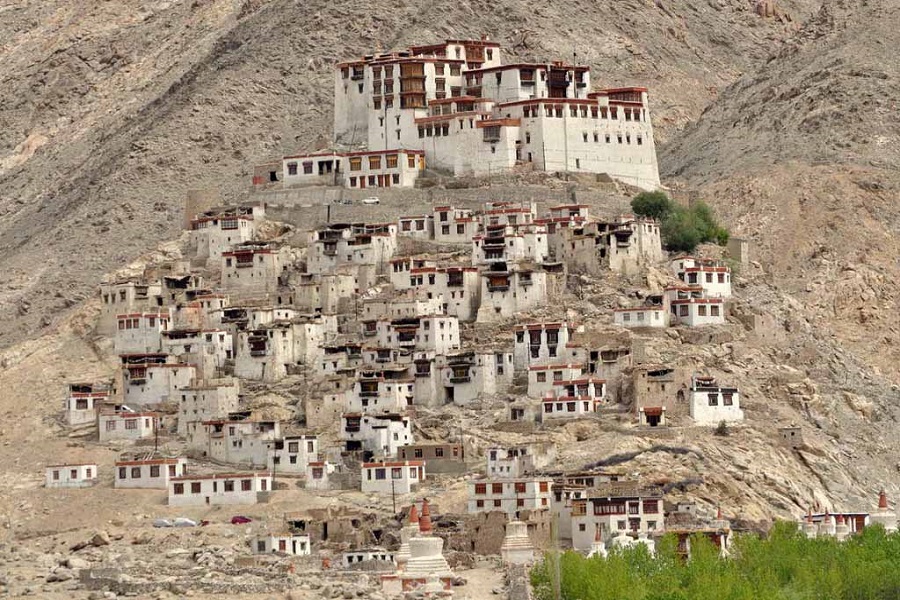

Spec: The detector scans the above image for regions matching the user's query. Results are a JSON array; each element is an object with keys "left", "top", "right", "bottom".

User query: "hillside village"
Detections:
[{"left": 12, "top": 36, "right": 899, "bottom": 600}]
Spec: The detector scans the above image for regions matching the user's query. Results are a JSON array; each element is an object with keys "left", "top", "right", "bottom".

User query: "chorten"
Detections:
[
  {"left": 635, "top": 531, "right": 656, "bottom": 556},
  {"left": 587, "top": 528, "right": 607, "bottom": 558},
  {"left": 835, "top": 515, "right": 850, "bottom": 542},
  {"left": 396, "top": 504, "right": 420, "bottom": 571},
  {"left": 500, "top": 520, "right": 535, "bottom": 565},
  {"left": 803, "top": 511, "right": 818, "bottom": 539},
  {"left": 398, "top": 498, "right": 454, "bottom": 596},
  {"left": 610, "top": 530, "right": 634, "bottom": 550},
  {"left": 870, "top": 490, "right": 898, "bottom": 533}
]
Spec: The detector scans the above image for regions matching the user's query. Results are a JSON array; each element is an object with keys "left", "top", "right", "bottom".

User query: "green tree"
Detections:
[{"left": 631, "top": 191, "right": 674, "bottom": 221}]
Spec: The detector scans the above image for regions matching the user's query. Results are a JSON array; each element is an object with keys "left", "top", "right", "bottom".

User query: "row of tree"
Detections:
[
  {"left": 631, "top": 191, "right": 730, "bottom": 252},
  {"left": 531, "top": 522, "right": 900, "bottom": 600}
]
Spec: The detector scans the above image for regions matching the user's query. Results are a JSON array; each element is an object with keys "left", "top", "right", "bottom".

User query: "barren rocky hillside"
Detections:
[
  {"left": 0, "top": 0, "right": 818, "bottom": 347},
  {"left": 661, "top": 0, "right": 900, "bottom": 381}
]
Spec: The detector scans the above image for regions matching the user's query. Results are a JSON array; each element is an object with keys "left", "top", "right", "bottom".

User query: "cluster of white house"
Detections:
[
  {"left": 254, "top": 37, "right": 660, "bottom": 190},
  {"left": 614, "top": 257, "right": 733, "bottom": 328}
]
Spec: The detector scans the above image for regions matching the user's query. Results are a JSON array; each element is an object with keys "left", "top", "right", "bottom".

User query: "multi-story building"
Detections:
[
  {"left": 269, "top": 435, "right": 319, "bottom": 475},
  {"left": 360, "top": 460, "right": 426, "bottom": 495},
  {"left": 176, "top": 378, "right": 240, "bottom": 436},
  {"left": 671, "top": 257, "right": 732, "bottom": 298},
  {"left": 467, "top": 477, "right": 554, "bottom": 517},
  {"left": 279, "top": 149, "right": 424, "bottom": 189},
  {"left": 513, "top": 322, "right": 574, "bottom": 370},
  {"left": 185, "top": 419, "right": 280, "bottom": 467},
  {"left": 341, "top": 412, "right": 413, "bottom": 458},
  {"left": 65, "top": 382, "right": 112, "bottom": 427},
  {"left": 570, "top": 483, "right": 665, "bottom": 551},
  {"left": 98, "top": 280, "right": 163, "bottom": 336},
  {"left": 221, "top": 241, "right": 292, "bottom": 296},
  {"left": 114, "top": 311, "right": 171, "bottom": 355},
  {"left": 188, "top": 203, "right": 266, "bottom": 263},
  {"left": 306, "top": 223, "right": 398, "bottom": 276},
  {"left": 121, "top": 355, "right": 196, "bottom": 407}
]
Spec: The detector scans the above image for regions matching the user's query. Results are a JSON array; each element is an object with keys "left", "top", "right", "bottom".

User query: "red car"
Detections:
[{"left": 230, "top": 516, "right": 252, "bottom": 525}]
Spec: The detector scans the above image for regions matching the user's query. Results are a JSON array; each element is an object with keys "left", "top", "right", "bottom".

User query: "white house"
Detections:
[
  {"left": 234, "top": 315, "right": 336, "bottom": 382},
  {"left": 122, "top": 358, "right": 197, "bottom": 408},
  {"left": 570, "top": 483, "right": 665, "bottom": 551},
  {"left": 513, "top": 322, "right": 573, "bottom": 369},
  {"left": 527, "top": 363, "right": 584, "bottom": 399},
  {"left": 65, "top": 382, "right": 112, "bottom": 426},
  {"left": 305, "top": 461, "right": 338, "bottom": 490},
  {"left": 45, "top": 464, "right": 98, "bottom": 488},
  {"left": 176, "top": 378, "right": 241, "bottom": 436},
  {"left": 269, "top": 435, "right": 318, "bottom": 474},
  {"left": 671, "top": 257, "right": 732, "bottom": 299},
  {"left": 115, "top": 457, "right": 187, "bottom": 489},
  {"left": 161, "top": 329, "right": 233, "bottom": 380},
  {"left": 688, "top": 375, "right": 744, "bottom": 425},
  {"left": 185, "top": 419, "right": 281, "bottom": 467},
  {"left": 394, "top": 264, "right": 482, "bottom": 322},
  {"left": 188, "top": 203, "right": 266, "bottom": 263},
  {"left": 670, "top": 297, "right": 726, "bottom": 327},
  {"left": 221, "top": 242, "right": 292, "bottom": 296},
  {"left": 98, "top": 280, "right": 162, "bottom": 336},
  {"left": 433, "top": 206, "right": 480, "bottom": 243},
  {"left": 437, "top": 351, "right": 514, "bottom": 406},
  {"left": 341, "top": 413, "right": 413, "bottom": 458},
  {"left": 168, "top": 472, "right": 272, "bottom": 506},
  {"left": 114, "top": 311, "right": 171, "bottom": 355},
  {"left": 398, "top": 215, "right": 434, "bottom": 240},
  {"left": 281, "top": 149, "right": 424, "bottom": 189},
  {"left": 467, "top": 477, "right": 554, "bottom": 516},
  {"left": 255, "top": 533, "right": 311, "bottom": 556},
  {"left": 486, "top": 445, "right": 556, "bottom": 478},
  {"left": 613, "top": 306, "right": 668, "bottom": 328},
  {"left": 342, "top": 548, "right": 395, "bottom": 567},
  {"left": 99, "top": 411, "right": 159, "bottom": 442},
  {"left": 361, "top": 460, "right": 425, "bottom": 495}
]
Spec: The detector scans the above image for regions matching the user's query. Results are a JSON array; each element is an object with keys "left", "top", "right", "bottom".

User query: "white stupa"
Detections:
[
  {"left": 835, "top": 515, "right": 851, "bottom": 542},
  {"left": 610, "top": 530, "right": 635, "bottom": 551},
  {"left": 803, "top": 513, "right": 818, "bottom": 539},
  {"left": 399, "top": 499, "right": 454, "bottom": 596},
  {"left": 587, "top": 529, "right": 607, "bottom": 559},
  {"left": 500, "top": 520, "right": 535, "bottom": 565},
  {"left": 870, "top": 491, "right": 898, "bottom": 533},
  {"left": 821, "top": 513, "right": 837, "bottom": 537},
  {"left": 396, "top": 504, "right": 420, "bottom": 571},
  {"left": 635, "top": 532, "right": 656, "bottom": 556}
]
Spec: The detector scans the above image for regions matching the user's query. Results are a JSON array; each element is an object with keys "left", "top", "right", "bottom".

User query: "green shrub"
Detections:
[{"left": 631, "top": 192, "right": 730, "bottom": 253}]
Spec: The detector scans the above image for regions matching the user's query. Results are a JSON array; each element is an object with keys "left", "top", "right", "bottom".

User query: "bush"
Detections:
[
  {"left": 631, "top": 192, "right": 730, "bottom": 253},
  {"left": 714, "top": 421, "right": 730, "bottom": 436},
  {"left": 530, "top": 525, "right": 900, "bottom": 600}
]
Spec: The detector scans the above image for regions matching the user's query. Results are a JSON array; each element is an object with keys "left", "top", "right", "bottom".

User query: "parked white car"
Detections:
[{"left": 361, "top": 197, "right": 380, "bottom": 205}]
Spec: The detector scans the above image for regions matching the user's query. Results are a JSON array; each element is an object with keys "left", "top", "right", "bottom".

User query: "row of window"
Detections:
[
  {"left": 707, "top": 393, "right": 735, "bottom": 407},
  {"left": 349, "top": 174, "right": 400, "bottom": 187},
  {"left": 172, "top": 478, "right": 266, "bottom": 494},
  {"left": 105, "top": 418, "right": 149, "bottom": 431},
  {"left": 117, "top": 316, "right": 166, "bottom": 330},
  {"left": 474, "top": 497, "right": 549, "bottom": 508},
  {"left": 51, "top": 468, "right": 92, "bottom": 480},
  {"left": 521, "top": 105, "right": 644, "bottom": 122},
  {"left": 685, "top": 272, "right": 729, "bottom": 284},
  {"left": 473, "top": 481, "right": 550, "bottom": 494},
  {"left": 118, "top": 464, "right": 177, "bottom": 479},
  {"left": 621, "top": 311, "right": 662, "bottom": 322},
  {"left": 544, "top": 401, "right": 592, "bottom": 413},
  {"left": 366, "top": 467, "right": 419, "bottom": 480},
  {"left": 672, "top": 304, "right": 722, "bottom": 317}
]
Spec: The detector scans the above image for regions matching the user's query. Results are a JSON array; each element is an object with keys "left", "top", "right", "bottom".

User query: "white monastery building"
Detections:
[{"left": 329, "top": 38, "right": 660, "bottom": 190}]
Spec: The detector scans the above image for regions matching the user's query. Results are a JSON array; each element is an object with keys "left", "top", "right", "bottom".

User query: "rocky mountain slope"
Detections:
[
  {"left": 661, "top": 0, "right": 900, "bottom": 381},
  {"left": 0, "top": 0, "right": 817, "bottom": 347}
]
